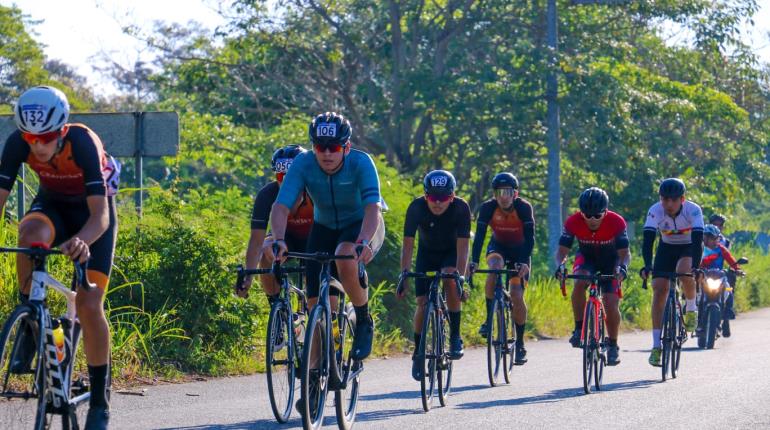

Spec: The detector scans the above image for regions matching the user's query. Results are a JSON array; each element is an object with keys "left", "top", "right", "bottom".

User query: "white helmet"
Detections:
[{"left": 13, "top": 86, "right": 70, "bottom": 134}]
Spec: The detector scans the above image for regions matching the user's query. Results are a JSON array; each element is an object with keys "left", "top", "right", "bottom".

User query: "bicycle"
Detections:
[
  {"left": 234, "top": 261, "right": 306, "bottom": 424},
  {"left": 469, "top": 265, "right": 521, "bottom": 387},
  {"left": 396, "top": 270, "right": 463, "bottom": 412},
  {"left": 0, "top": 243, "right": 96, "bottom": 430},
  {"left": 558, "top": 270, "right": 617, "bottom": 394},
  {"left": 643, "top": 271, "right": 691, "bottom": 381},
  {"left": 286, "top": 247, "right": 366, "bottom": 430}
]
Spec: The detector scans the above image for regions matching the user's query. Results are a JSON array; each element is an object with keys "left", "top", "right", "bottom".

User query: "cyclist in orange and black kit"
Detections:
[
  {"left": 0, "top": 86, "right": 119, "bottom": 429},
  {"left": 470, "top": 173, "right": 534, "bottom": 365},
  {"left": 554, "top": 187, "right": 630, "bottom": 366},
  {"left": 238, "top": 145, "right": 313, "bottom": 300}
]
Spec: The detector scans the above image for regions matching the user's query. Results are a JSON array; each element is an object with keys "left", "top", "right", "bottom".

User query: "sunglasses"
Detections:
[
  {"left": 581, "top": 211, "right": 606, "bottom": 220},
  {"left": 426, "top": 194, "right": 452, "bottom": 203},
  {"left": 21, "top": 130, "right": 61, "bottom": 145},
  {"left": 276, "top": 172, "right": 286, "bottom": 183},
  {"left": 313, "top": 143, "right": 345, "bottom": 153},
  {"left": 494, "top": 188, "right": 516, "bottom": 197}
]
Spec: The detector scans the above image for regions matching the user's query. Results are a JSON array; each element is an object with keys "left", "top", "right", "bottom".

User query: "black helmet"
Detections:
[
  {"left": 578, "top": 187, "right": 609, "bottom": 216},
  {"left": 492, "top": 172, "right": 519, "bottom": 189},
  {"left": 271, "top": 145, "right": 307, "bottom": 173},
  {"left": 309, "top": 112, "right": 352, "bottom": 145},
  {"left": 659, "top": 178, "right": 686, "bottom": 198},
  {"left": 709, "top": 213, "right": 727, "bottom": 225},
  {"left": 423, "top": 170, "right": 456, "bottom": 196}
]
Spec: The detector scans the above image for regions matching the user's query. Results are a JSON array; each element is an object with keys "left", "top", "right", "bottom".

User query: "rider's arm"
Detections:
[
  {"left": 74, "top": 196, "right": 109, "bottom": 245},
  {"left": 555, "top": 245, "right": 570, "bottom": 267},
  {"left": 70, "top": 134, "right": 110, "bottom": 243},
  {"left": 518, "top": 199, "right": 536, "bottom": 259},
  {"left": 720, "top": 245, "right": 740, "bottom": 270},
  {"left": 246, "top": 229, "right": 267, "bottom": 269},
  {"left": 269, "top": 204, "right": 290, "bottom": 241},
  {"left": 247, "top": 183, "right": 278, "bottom": 266},
  {"left": 356, "top": 203, "right": 380, "bottom": 244},
  {"left": 555, "top": 221, "right": 574, "bottom": 267},
  {"left": 401, "top": 199, "right": 421, "bottom": 271},
  {"left": 401, "top": 236, "right": 415, "bottom": 272},
  {"left": 690, "top": 205, "right": 705, "bottom": 269},
  {"left": 0, "top": 133, "right": 28, "bottom": 209}
]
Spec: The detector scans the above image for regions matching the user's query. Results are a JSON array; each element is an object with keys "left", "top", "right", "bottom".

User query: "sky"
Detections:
[{"left": 3, "top": 0, "right": 770, "bottom": 96}]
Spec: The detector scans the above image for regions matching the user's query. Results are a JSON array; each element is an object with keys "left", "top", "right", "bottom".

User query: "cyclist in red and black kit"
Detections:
[
  {"left": 238, "top": 145, "right": 313, "bottom": 300},
  {"left": 554, "top": 187, "right": 630, "bottom": 366},
  {"left": 0, "top": 86, "right": 119, "bottom": 429},
  {"left": 470, "top": 172, "right": 534, "bottom": 365},
  {"left": 397, "top": 170, "right": 470, "bottom": 381}
]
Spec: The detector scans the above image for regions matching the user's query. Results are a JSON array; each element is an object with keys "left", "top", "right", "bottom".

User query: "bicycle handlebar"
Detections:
[
  {"left": 0, "top": 246, "right": 94, "bottom": 291},
  {"left": 397, "top": 271, "right": 464, "bottom": 299},
  {"left": 469, "top": 266, "right": 521, "bottom": 290},
  {"left": 558, "top": 271, "right": 619, "bottom": 297},
  {"left": 641, "top": 271, "right": 693, "bottom": 290}
]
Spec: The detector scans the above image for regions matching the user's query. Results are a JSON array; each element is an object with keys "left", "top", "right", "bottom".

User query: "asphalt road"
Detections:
[{"left": 7, "top": 308, "right": 770, "bottom": 429}]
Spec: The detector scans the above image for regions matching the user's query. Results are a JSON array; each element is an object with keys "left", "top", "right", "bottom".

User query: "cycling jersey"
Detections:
[
  {"left": 559, "top": 211, "right": 629, "bottom": 264},
  {"left": 643, "top": 201, "right": 704, "bottom": 245},
  {"left": 471, "top": 198, "right": 534, "bottom": 264},
  {"left": 250, "top": 181, "right": 313, "bottom": 239},
  {"left": 404, "top": 197, "right": 472, "bottom": 251},
  {"left": 701, "top": 244, "right": 739, "bottom": 270},
  {"left": 275, "top": 149, "right": 380, "bottom": 229},
  {"left": 0, "top": 124, "right": 118, "bottom": 198}
]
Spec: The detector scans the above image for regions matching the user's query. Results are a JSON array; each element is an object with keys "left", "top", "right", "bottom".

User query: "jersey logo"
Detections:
[
  {"left": 430, "top": 176, "right": 448, "bottom": 187},
  {"left": 316, "top": 123, "right": 337, "bottom": 137}
]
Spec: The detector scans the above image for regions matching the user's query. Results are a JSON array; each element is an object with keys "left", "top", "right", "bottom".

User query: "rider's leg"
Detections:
[
  {"left": 677, "top": 257, "right": 697, "bottom": 311},
  {"left": 17, "top": 216, "right": 55, "bottom": 295}
]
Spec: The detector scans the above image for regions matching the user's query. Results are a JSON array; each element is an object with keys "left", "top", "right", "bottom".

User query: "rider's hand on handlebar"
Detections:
[
  {"left": 554, "top": 264, "right": 566, "bottom": 280},
  {"left": 692, "top": 268, "right": 704, "bottom": 281},
  {"left": 355, "top": 241, "right": 374, "bottom": 264},
  {"left": 236, "top": 276, "right": 252, "bottom": 299},
  {"left": 468, "top": 262, "right": 477, "bottom": 275},
  {"left": 518, "top": 263, "right": 530, "bottom": 279},
  {"left": 615, "top": 264, "right": 628, "bottom": 282},
  {"left": 61, "top": 236, "right": 90, "bottom": 264},
  {"left": 639, "top": 266, "right": 651, "bottom": 280},
  {"left": 264, "top": 240, "right": 288, "bottom": 263},
  {"left": 396, "top": 270, "right": 410, "bottom": 300}
]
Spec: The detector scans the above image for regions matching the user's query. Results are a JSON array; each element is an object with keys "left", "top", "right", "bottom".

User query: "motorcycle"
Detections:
[{"left": 696, "top": 257, "right": 748, "bottom": 349}]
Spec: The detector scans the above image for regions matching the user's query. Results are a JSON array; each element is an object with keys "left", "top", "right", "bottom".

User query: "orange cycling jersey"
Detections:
[{"left": 0, "top": 124, "right": 118, "bottom": 197}]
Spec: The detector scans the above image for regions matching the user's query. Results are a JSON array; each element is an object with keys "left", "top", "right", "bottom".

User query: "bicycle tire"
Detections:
[
  {"left": 0, "top": 305, "right": 43, "bottom": 428},
  {"left": 671, "top": 300, "right": 683, "bottom": 378},
  {"left": 661, "top": 295, "right": 673, "bottom": 381},
  {"left": 419, "top": 302, "right": 438, "bottom": 412},
  {"left": 582, "top": 301, "right": 595, "bottom": 394},
  {"left": 266, "top": 302, "right": 294, "bottom": 423},
  {"left": 301, "top": 305, "right": 329, "bottom": 430},
  {"left": 438, "top": 309, "right": 453, "bottom": 406},
  {"left": 594, "top": 305, "right": 605, "bottom": 391},
  {"left": 335, "top": 305, "right": 359, "bottom": 430},
  {"left": 62, "top": 320, "right": 90, "bottom": 430},
  {"left": 486, "top": 299, "right": 503, "bottom": 387},
  {"left": 503, "top": 299, "right": 514, "bottom": 384},
  {"left": 705, "top": 305, "right": 720, "bottom": 349}
]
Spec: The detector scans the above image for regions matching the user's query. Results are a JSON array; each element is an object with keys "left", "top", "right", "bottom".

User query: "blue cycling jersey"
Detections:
[{"left": 276, "top": 149, "right": 381, "bottom": 229}]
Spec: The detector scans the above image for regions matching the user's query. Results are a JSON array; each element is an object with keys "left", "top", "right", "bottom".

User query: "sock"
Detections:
[
  {"left": 686, "top": 299, "right": 697, "bottom": 312},
  {"left": 413, "top": 333, "right": 421, "bottom": 356},
  {"left": 515, "top": 323, "right": 526, "bottom": 346},
  {"left": 608, "top": 338, "right": 618, "bottom": 347},
  {"left": 652, "top": 329, "right": 662, "bottom": 348},
  {"left": 574, "top": 320, "right": 582, "bottom": 333},
  {"left": 448, "top": 311, "right": 461, "bottom": 339},
  {"left": 485, "top": 299, "right": 494, "bottom": 321},
  {"left": 88, "top": 364, "right": 110, "bottom": 408},
  {"left": 354, "top": 303, "right": 370, "bottom": 323}
]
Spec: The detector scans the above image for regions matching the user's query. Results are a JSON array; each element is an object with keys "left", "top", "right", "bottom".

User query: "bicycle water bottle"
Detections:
[
  {"left": 333, "top": 318, "right": 341, "bottom": 349},
  {"left": 293, "top": 312, "right": 305, "bottom": 345},
  {"left": 52, "top": 320, "right": 66, "bottom": 363}
]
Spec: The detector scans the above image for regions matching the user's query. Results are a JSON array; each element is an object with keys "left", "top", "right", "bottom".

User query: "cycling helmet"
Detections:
[
  {"left": 309, "top": 112, "right": 352, "bottom": 145},
  {"left": 709, "top": 214, "right": 727, "bottom": 225},
  {"left": 423, "top": 170, "right": 456, "bottom": 196},
  {"left": 659, "top": 178, "right": 686, "bottom": 198},
  {"left": 271, "top": 145, "right": 307, "bottom": 173},
  {"left": 14, "top": 86, "right": 70, "bottom": 134},
  {"left": 491, "top": 172, "right": 519, "bottom": 189},
  {"left": 704, "top": 224, "right": 721, "bottom": 238},
  {"left": 578, "top": 187, "right": 609, "bottom": 216}
]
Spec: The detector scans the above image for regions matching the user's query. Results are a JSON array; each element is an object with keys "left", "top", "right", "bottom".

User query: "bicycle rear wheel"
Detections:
[
  {"left": 419, "top": 302, "right": 438, "bottom": 412},
  {"left": 486, "top": 299, "right": 503, "bottom": 387},
  {"left": 335, "top": 305, "right": 360, "bottom": 430},
  {"left": 301, "top": 305, "right": 329, "bottom": 430},
  {"left": 438, "top": 310, "right": 453, "bottom": 406},
  {"left": 266, "top": 302, "right": 295, "bottom": 423},
  {"left": 503, "top": 299, "right": 514, "bottom": 384},
  {"left": 593, "top": 306, "right": 605, "bottom": 391},
  {"left": 582, "top": 301, "right": 595, "bottom": 394},
  {"left": 661, "top": 296, "right": 673, "bottom": 382},
  {"left": 0, "top": 305, "right": 44, "bottom": 429}
]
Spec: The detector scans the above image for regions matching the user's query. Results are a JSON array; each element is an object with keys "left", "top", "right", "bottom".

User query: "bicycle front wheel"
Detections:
[
  {"left": 0, "top": 305, "right": 44, "bottom": 429},
  {"left": 437, "top": 310, "right": 453, "bottom": 406},
  {"left": 266, "top": 302, "right": 295, "bottom": 423},
  {"left": 486, "top": 299, "right": 503, "bottom": 387},
  {"left": 593, "top": 306, "right": 605, "bottom": 391},
  {"left": 335, "top": 305, "right": 360, "bottom": 430},
  {"left": 301, "top": 305, "right": 329, "bottom": 430},
  {"left": 582, "top": 301, "right": 595, "bottom": 394},
  {"left": 661, "top": 296, "right": 673, "bottom": 382},
  {"left": 419, "top": 302, "right": 438, "bottom": 412}
]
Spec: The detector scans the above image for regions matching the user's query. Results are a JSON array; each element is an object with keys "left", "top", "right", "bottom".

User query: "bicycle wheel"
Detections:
[
  {"left": 503, "top": 299, "right": 514, "bottom": 384},
  {"left": 671, "top": 301, "right": 683, "bottom": 378},
  {"left": 486, "top": 299, "right": 503, "bottom": 387},
  {"left": 335, "top": 306, "right": 360, "bottom": 430},
  {"left": 594, "top": 306, "right": 605, "bottom": 391},
  {"left": 660, "top": 297, "right": 673, "bottom": 382},
  {"left": 266, "top": 302, "right": 295, "bottom": 423},
  {"left": 437, "top": 310, "right": 453, "bottom": 406},
  {"left": 582, "top": 301, "right": 595, "bottom": 394},
  {"left": 419, "top": 302, "right": 438, "bottom": 412},
  {"left": 301, "top": 305, "right": 329, "bottom": 430},
  {"left": 0, "top": 305, "right": 45, "bottom": 429},
  {"left": 705, "top": 305, "right": 720, "bottom": 350}
]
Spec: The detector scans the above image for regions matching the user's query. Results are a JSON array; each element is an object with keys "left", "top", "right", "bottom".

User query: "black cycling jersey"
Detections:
[{"left": 404, "top": 196, "right": 471, "bottom": 251}]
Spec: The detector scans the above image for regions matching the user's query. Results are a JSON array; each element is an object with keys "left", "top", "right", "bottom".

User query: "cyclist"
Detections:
[
  {"left": 554, "top": 187, "right": 629, "bottom": 366},
  {"left": 640, "top": 178, "right": 704, "bottom": 367},
  {"left": 238, "top": 145, "right": 313, "bottom": 300},
  {"left": 470, "top": 172, "right": 534, "bottom": 365},
  {"left": 267, "top": 112, "right": 384, "bottom": 365},
  {"left": 700, "top": 224, "right": 741, "bottom": 332},
  {"left": 708, "top": 214, "right": 731, "bottom": 249},
  {"left": 397, "top": 170, "right": 470, "bottom": 380},
  {"left": 0, "top": 86, "right": 119, "bottom": 429}
]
